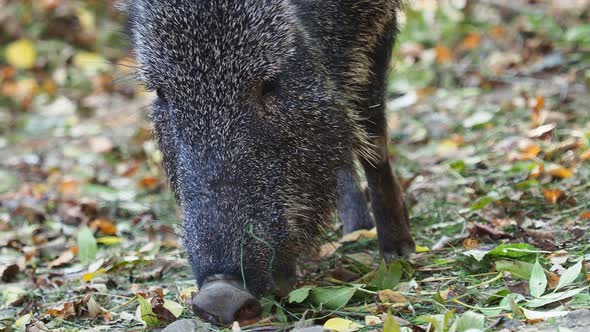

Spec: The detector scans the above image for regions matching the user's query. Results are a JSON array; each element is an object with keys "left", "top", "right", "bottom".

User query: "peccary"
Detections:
[{"left": 122, "top": 0, "right": 415, "bottom": 325}]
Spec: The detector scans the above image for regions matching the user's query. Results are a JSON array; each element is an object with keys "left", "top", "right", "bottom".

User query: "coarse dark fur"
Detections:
[{"left": 122, "top": 0, "right": 415, "bottom": 297}]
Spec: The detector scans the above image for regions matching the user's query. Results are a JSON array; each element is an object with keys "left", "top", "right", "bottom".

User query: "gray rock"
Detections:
[{"left": 161, "top": 319, "right": 211, "bottom": 332}]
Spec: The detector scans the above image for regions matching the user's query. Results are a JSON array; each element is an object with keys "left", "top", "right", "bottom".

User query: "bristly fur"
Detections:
[{"left": 122, "top": 0, "right": 407, "bottom": 296}]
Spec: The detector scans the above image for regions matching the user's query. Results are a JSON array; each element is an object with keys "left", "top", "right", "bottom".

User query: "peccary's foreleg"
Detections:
[
  {"left": 272, "top": 259, "right": 296, "bottom": 297},
  {"left": 337, "top": 168, "right": 374, "bottom": 233},
  {"left": 360, "top": 26, "right": 415, "bottom": 261}
]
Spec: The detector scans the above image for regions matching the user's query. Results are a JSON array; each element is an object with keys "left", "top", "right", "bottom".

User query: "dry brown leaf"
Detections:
[
  {"left": 580, "top": 211, "right": 590, "bottom": 220},
  {"left": 489, "top": 26, "right": 506, "bottom": 39},
  {"left": 90, "top": 218, "right": 118, "bottom": 235},
  {"left": 462, "top": 238, "right": 480, "bottom": 250},
  {"left": 317, "top": 242, "right": 342, "bottom": 259},
  {"left": 48, "top": 250, "right": 75, "bottom": 269},
  {"left": 543, "top": 189, "right": 564, "bottom": 204},
  {"left": 378, "top": 289, "right": 408, "bottom": 304},
  {"left": 581, "top": 150, "right": 590, "bottom": 161},
  {"left": 59, "top": 179, "right": 80, "bottom": 196},
  {"left": 43, "top": 302, "right": 79, "bottom": 320},
  {"left": 139, "top": 176, "right": 159, "bottom": 190},
  {"left": 435, "top": 45, "right": 453, "bottom": 64},
  {"left": 0, "top": 264, "right": 20, "bottom": 282},
  {"left": 461, "top": 32, "right": 481, "bottom": 50},
  {"left": 87, "top": 295, "right": 104, "bottom": 319}
]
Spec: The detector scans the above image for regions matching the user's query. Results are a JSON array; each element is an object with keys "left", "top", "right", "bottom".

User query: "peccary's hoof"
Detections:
[
  {"left": 191, "top": 277, "right": 261, "bottom": 325},
  {"left": 383, "top": 238, "right": 415, "bottom": 263}
]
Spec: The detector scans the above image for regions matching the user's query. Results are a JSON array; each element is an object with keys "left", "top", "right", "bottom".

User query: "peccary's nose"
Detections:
[{"left": 192, "top": 275, "right": 261, "bottom": 325}]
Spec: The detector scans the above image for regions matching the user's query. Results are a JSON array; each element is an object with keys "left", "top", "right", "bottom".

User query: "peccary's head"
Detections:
[{"left": 125, "top": 0, "right": 356, "bottom": 323}]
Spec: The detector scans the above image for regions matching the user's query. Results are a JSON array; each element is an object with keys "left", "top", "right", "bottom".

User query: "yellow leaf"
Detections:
[
  {"left": 415, "top": 245, "right": 430, "bottom": 253},
  {"left": 323, "top": 318, "right": 363, "bottom": 332},
  {"left": 547, "top": 166, "right": 574, "bottom": 179},
  {"left": 5, "top": 39, "right": 36, "bottom": 69},
  {"left": 82, "top": 268, "right": 105, "bottom": 282},
  {"left": 543, "top": 189, "right": 564, "bottom": 204},
  {"left": 76, "top": 7, "right": 96, "bottom": 32},
  {"left": 96, "top": 236, "right": 123, "bottom": 245}
]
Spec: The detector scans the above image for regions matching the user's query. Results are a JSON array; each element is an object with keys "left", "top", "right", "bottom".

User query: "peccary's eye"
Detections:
[{"left": 256, "top": 79, "right": 279, "bottom": 105}]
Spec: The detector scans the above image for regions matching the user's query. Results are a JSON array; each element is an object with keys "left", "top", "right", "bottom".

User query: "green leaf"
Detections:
[
  {"left": 369, "top": 261, "right": 403, "bottom": 290},
  {"left": 383, "top": 310, "right": 401, "bottom": 332},
  {"left": 495, "top": 260, "right": 534, "bottom": 280},
  {"left": 487, "top": 243, "right": 540, "bottom": 260},
  {"left": 423, "top": 314, "right": 445, "bottom": 332},
  {"left": 288, "top": 286, "right": 313, "bottom": 304},
  {"left": 555, "top": 260, "right": 583, "bottom": 291},
  {"left": 260, "top": 297, "right": 274, "bottom": 317},
  {"left": 529, "top": 259, "right": 547, "bottom": 298},
  {"left": 275, "top": 306, "right": 288, "bottom": 323},
  {"left": 455, "top": 311, "right": 484, "bottom": 332},
  {"left": 77, "top": 226, "right": 98, "bottom": 265},
  {"left": 309, "top": 286, "right": 359, "bottom": 310},
  {"left": 525, "top": 287, "right": 588, "bottom": 308},
  {"left": 137, "top": 296, "right": 160, "bottom": 327},
  {"left": 470, "top": 193, "right": 500, "bottom": 211}
]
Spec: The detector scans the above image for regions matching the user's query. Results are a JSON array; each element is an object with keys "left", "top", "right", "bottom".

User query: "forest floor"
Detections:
[{"left": 1, "top": 0, "right": 589, "bottom": 331}]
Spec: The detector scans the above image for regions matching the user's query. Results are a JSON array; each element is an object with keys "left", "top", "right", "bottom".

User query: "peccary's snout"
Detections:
[{"left": 192, "top": 275, "right": 262, "bottom": 325}]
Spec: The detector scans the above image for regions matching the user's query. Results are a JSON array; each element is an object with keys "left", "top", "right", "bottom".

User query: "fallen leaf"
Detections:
[
  {"left": 43, "top": 302, "right": 79, "bottom": 320},
  {"left": 90, "top": 218, "right": 118, "bottom": 235},
  {"left": 462, "top": 238, "right": 480, "bottom": 250},
  {"left": 5, "top": 39, "right": 36, "bottom": 69},
  {"left": 59, "top": 179, "right": 81, "bottom": 196},
  {"left": 581, "top": 150, "right": 590, "bottom": 161},
  {"left": 48, "top": 250, "right": 75, "bottom": 269},
  {"left": 546, "top": 165, "right": 574, "bottom": 179},
  {"left": 340, "top": 228, "right": 377, "bottom": 243},
  {"left": 87, "top": 295, "right": 104, "bottom": 319},
  {"left": 489, "top": 26, "right": 506, "bottom": 39},
  {"left": 323, "top": 318, "right": 362, "bottom": 332},
  {"left": 528, "top": 123, "right": 556, "bottom": 138},
  {"left": 543, "top": 189, "right": 564, "bottom": 204},
  {"left": 580, "top": 211, "right": 590, "bottom": 219},
  {"left": 78, "top": 226, "right": 98, "bottom": 265},
  {"left": 365, "top": 315, "right": 382, "bottom": 326},
  {"left": 378, "top": 289, "right": 408, "bottom": 304},
  {"left": 461, "top": 32, "right": 481, "bottom": 50},
  {"left": 317, "top": 242, "right": 342, "bottom": 259},
  {"left": 139, "top": 176, "right": 159, "bottom": 190},
  {"left": 0, "top": 264, "right": 20, "bottom": 282},
  {"left": 522, "top": 308, "right": 569, "bottom": 322},
  {"left": 435, "top": 45, "right": 453, "bottom": 64},
  {"left": 89, "top": 137, "right": 113, "bottom": 153}
]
